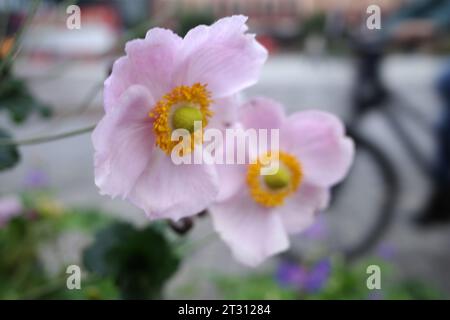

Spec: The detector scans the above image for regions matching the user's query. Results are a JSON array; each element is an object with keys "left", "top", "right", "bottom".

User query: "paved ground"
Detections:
[{"left": 1, "top": 53, "right": 450, "bottom": 298}]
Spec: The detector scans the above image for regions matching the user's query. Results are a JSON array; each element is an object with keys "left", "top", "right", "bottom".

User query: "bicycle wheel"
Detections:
[{"left": 327, "top": 126, "right": 400, "bottom": 261}]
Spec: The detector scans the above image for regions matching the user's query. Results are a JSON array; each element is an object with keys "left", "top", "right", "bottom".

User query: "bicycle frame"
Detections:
[{"left": 349, "top": 43, "right": 435, "bottom": 179}]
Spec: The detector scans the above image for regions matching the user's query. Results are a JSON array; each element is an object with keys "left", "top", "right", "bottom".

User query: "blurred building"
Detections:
[{"left": 152, "top": 0, "right": 406, "bottom": 37}]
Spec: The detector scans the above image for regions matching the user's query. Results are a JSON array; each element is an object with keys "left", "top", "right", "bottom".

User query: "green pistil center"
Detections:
[
  {"left": 263, "top": 167, "right": 290, "bottom": 190},
  {"left": 171, "top": 105, "right": 203, "bottom": 133}
]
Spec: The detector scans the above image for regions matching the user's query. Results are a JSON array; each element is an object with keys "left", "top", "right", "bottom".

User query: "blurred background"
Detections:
[{"left": 0, "top": 0, "right": 449, "bottom": 299}]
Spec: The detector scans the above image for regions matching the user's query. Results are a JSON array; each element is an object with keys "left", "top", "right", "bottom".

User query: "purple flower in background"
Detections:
[
  {"left": 376, "top": 243, "right": 395, "bottom": 261},
  {"left": 276, "top": 261, "right": 307, "bottom": 288},
  {"left": 303, "top": 259, "right": 331, "bottom": 293},
  {"left": 24, "top": 168, "right": 49, "bottom": 189},
  {"left": 367, "top": 291, "right": 384, "bottom": 300},
  {"left": 0, "top": 195, "right": 23, "bottom": 227},
  {"left": 276, "top": 258, "right": 331, "bottom": 293}
]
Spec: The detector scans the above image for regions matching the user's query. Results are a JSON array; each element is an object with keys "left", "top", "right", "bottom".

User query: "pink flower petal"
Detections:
[
  {"left": 129, "top": 148, "right": 219, "bottom": 221},
  {"left": 214, "top": 122, "right": 258, "bottom": 202},
  {"left": 208, "top": 95, "right": 241, "bottom": 132},
  {"left": 104, "top": 28, "right": 182, "bottom": 112},
  {"left": 239, "top": 97, "right": 285, "bottom": 131},
  {"left": 215, "top": 161, "right": 247, "bottom": 202},
  {"left": 176, "top": 15, "right": 267, "bottom": 98},
  {"left": 276, "top": 183, "right": 330, "bottom": 234},
  {"left": 281, "top": 110, "right": 354, "bottom": 187},
  {"left": 213, "top": 97, "right": 285, "bottom": 205},
  {"left": 93, "top": 85, "right": 155, "bottom": 199},
  {"left": 210, "top": 190, "right": 289, "bottom": 267}
]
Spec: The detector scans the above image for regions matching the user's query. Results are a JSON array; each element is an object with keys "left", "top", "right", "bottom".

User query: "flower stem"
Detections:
[
  {"left": 176, "top": 232, "right": 217, "bottom": 256},
  {"left": 0, "top": 125, "right": 95, "bottom": 146}
]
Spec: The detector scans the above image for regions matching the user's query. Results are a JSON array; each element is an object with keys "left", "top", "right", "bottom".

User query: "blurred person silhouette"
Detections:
[
  {"left": 427, "top": 62, "right": 450, "bottom": 225},
  {"left": 387, "top": 0, "right": 450, "bottom": 225}
]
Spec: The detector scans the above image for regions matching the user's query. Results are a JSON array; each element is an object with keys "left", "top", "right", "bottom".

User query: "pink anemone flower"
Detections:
[
  {"left": 210, "top": 98, "right": 354, "bottom": 266},
  {"left": 92, "top": 16, "right": 267, "bottom": 221}
]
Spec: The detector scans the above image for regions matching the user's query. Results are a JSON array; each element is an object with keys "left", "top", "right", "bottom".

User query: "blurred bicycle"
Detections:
[{"left": 330, "top": 0, "right": 450, "bottom": 260}]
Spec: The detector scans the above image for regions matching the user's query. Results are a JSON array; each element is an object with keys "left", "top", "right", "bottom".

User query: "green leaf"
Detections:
[
  {"left": 83, "top": 222, "right": 180, "bottom": 299},
  {"left": 0, "top": 77, "right": 52, "bottom": 124},
  {"left": 0, "top": 128, "right": 20, "bottom": 171},
  {"left": 0, "top": 78, "right": 26, "bottom": 97},
  {"left": 177, "top": 11, "right": 215, "bottom": 37},
  {"left": 0, "top": 94, "right": 34, "bottom": 123}
]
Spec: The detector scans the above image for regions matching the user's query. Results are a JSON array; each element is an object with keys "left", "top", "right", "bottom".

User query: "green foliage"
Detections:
[
  {"left": 0, "top": 194, "right": 120, "bottom": 299},
  {"left": 0, "top": 63, "right": 53, "bottom": 171},
  {"left": 308, "top": 257, "right": 443, "bottom": 299},
  {"left": 301, "top": 12, "right": 326, "bottom": 36},
  {"left": 0, "top": 190, "right": 180, "bottom": 299},
  {"left": 53, "top": 208, "right": 113, "bottom": 234},
  {"left": 37, "top": 276, "right": 120, "bottom": 300},
  {"left": 305, "top": 257, "right": 388, "bottom": 299},
  {"left": 83, "top": 222, "right": 180, "bottom": 299},
  {"left": 0, "top": 76, "right": 52, "bottom": 124},
  {"left": 215, "top": 274, "right": 298, "bottom": 300},
  {"left": 0, "top": 127, "right": 20, "bottom": 171},
  {"left": 177, "top": 11, "right": 215, "bottom": 37},
  {"left": 0, "top": 217, "right": 48, "bottom": 299},
  {"left": 214, "top": 256, "right": 445, "bottom": 300},
  {"left": 0, "top": 191, "right": 444, "bottom": 300},
  {"left": 387, "top": 280, "right": 444, "bottom": 300},
  {"left": 19, "top": 192, "right": 112, "bottom": 233}
]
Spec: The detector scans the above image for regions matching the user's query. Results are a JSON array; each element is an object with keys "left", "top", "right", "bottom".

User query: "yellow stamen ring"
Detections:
[
  {"left": 247, "top": 151, "right": 303, "bottom": 207},
  {"left": 149, "top": 83, "right": 213, "bottom": 155}
]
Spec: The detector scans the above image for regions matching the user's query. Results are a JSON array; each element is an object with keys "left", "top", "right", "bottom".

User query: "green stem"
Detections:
[
  {"left": 176, "top": 232, "right": 217, "bottom": 256},
  {"left": 54, "top": 82, "right": 103, "bottom": 119},
  {"left": 71, "top": 82, "right": 103, "bottom": 115},
  {"left": 0, "top": 124, "right": 95, "bottom": 146}
]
